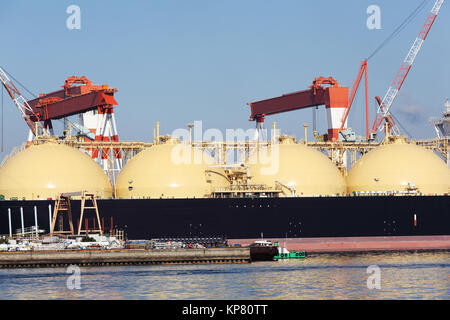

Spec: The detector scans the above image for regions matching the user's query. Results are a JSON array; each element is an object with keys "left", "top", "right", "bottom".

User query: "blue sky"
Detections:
[{"left": 0, "top": 0, "right": 448, "bottom": 156}]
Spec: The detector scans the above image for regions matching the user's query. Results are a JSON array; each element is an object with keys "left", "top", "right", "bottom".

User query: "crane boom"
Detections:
[
  {"left": 248, "top": 77, "right": 349, "bottom": 141},
  {"left": 371, "top": 0, "right": 444, "bottom": 136},
  {"left": 0, "top": 67, "right": 43, "bottom": 136},
  {"left": 339, "top": 60, "right": 369, "bottom": 139}
]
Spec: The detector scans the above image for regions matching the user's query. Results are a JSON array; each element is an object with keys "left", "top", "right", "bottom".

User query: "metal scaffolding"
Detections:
[{"left": 28, "top": 135, "right": 450, "bottom": 176}]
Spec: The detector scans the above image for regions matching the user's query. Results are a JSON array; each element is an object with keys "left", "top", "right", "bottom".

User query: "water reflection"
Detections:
[{"left": 0, "top": 251, "right": 448, "bottom": 299}]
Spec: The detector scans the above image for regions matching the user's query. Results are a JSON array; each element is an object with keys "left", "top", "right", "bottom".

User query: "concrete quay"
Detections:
[{"left": 0, "top": 247, "right": 250, "bottom": 268}]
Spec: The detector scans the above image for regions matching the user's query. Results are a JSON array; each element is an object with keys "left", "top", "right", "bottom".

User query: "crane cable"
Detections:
[
  {"left": 0, "top": 65, "right": 37, "bottom": 99},
  {"left": 390, "top": 111, "right": 413, "bottom": 138},
  {"left": 366, "top": 0, "right": 430, "bottom": 61}
]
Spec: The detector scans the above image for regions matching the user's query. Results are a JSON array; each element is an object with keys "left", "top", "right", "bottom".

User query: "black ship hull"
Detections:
[{"left": 0, "top": 196, "right": 449, "bottom": 240}]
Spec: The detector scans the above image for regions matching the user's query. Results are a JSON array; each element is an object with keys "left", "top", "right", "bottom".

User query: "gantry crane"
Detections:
[
  {"left": 248, "top": 77, "right": 349, "bottom": 142},
  {"left": 0, "top": 68, "right": 100, "bottom": 141},
  {"left": 0, "top": 68, "right": 123, "bottom": 169}
]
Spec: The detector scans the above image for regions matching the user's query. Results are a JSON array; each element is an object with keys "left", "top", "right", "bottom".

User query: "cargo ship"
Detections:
[
  {"left": 0, "top": 135, "right": 448, "bottom": 246},
  {"left": 0, "top": 78, "right": 449, "bottom": 249},
  {"left": 0, "top": 0, "right": 448, "bottom": 252}
]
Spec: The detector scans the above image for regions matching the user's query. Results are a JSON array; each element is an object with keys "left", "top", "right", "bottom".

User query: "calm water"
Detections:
[{"left": 0, "top": 251, "right": 448, "bottom": 300}]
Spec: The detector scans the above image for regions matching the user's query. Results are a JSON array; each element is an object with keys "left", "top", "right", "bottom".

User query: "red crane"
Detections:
[
  {"left": 248, "top": 77, "right": 348, "bottom": 142},
  {"left": 0, "top": 69, "right": 122, "bottom": 165},
  {"left": 370, "top": 0, "right": 444, "bottom": 138},
  {"left": 25, "top": 76, "right": 122, "bottom": 163},
  {"left": 339, "top": 60, "right": 369, "bottom": 140},
  {"left": 26, "top": 76, "right": 117, "bottom": 129}
]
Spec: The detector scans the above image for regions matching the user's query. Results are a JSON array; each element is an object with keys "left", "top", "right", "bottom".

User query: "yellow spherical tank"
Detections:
[
  {"left": 115, "top": 141, "right": 230, "bottom": 199},
  {"left": 347, "top": 137, "right": 450, "bottom": 195},
  {"left": 0, "top": 142, "right": 113, "bottom": 200},
  {"left": 248, "top": 136, "right": 346, "bottom": 196}
]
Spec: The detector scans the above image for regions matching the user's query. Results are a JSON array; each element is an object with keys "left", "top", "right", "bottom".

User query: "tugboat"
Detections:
[{"left": 273, "top": 242, "right": 306, "bottom": 261}]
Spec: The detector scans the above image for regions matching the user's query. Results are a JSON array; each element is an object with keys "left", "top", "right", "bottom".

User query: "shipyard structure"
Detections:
[{"left": 0, "top": 0, "right": 449, "bottom": 249}]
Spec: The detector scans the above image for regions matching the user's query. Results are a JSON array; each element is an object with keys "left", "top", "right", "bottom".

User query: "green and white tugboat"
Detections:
[{"left": 273, "top": 242, "right": 306, "bottom": 261}]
